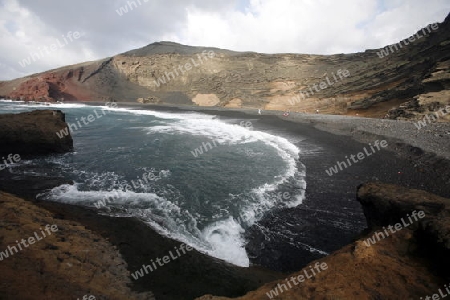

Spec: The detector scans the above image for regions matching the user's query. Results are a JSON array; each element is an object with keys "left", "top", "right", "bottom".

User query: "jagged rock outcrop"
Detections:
[
  {"left": 0, "top": 192, "right": 154, "bottom": 299},
  {"left": 137, "top": 96, "right": 161, "bottom": 104},
  {"left": 357, "top": 182, "right": 450, "bottom": 275},
  {"left": 0, "top": 14, "right": 449, "bottom": 120},
  {"left": 0, "top": 110, "right": 73, "bottom": 156},
  {"left": 385, "top": 59, "right": 450, "bottom": 120},
  {"left": 195, "top": 182, "right": 450, "bottom": 299}
]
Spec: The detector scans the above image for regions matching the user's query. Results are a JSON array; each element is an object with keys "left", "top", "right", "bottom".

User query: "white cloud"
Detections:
[
  {"left": 0, "top": 0, "right": 101, "bottom": 79},
  {"left": 0, "top": 0, "right": 448, "bottom": 80},
  {"left": 365, "top": 0, "right": 449, "bottom": 47},
  {"left": 177, "top": 0, "right": 448, "bottom": 54}
]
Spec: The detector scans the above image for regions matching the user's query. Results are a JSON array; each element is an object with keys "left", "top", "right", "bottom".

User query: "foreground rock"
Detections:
[
  {"left": 358, "top": 182, "right": 450, "bottom": 276},
  {"left": 196, "top": 183, "right": 450, "bottom": 299},
  {"left": 0, "top": 110, "right": 73, "bottom": 156},
  {"left": 0, "top": 192, "right": 153, "bottom": 300},
  {"left": 0, "top": 188, "right": 282, "bottom": 300}
]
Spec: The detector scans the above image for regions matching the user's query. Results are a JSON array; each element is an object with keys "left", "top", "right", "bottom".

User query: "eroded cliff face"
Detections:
[{"left": 1, "top": 15, "right": 449, "bottom": 120}]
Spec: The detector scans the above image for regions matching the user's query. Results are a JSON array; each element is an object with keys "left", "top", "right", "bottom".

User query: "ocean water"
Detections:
[{"left": 0, "top": 100, "right": 306, "bottom": 267}]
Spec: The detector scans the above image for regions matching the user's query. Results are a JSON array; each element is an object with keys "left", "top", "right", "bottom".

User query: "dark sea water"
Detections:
[{"left": 0, "top": 100, "right": 306, "bottom": 267}]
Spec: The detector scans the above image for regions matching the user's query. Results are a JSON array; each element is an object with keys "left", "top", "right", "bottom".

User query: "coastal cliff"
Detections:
[{"left": 1, "top": 14, "right": 449, "bottom": 120}]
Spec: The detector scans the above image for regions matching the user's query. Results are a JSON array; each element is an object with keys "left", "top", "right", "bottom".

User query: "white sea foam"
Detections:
[
  {"left": 41, "top": 182, "right": 251, "bottom": 264},
  {"left": 128, "top": 110, "right": 305, "bottom": 266},
  {"left": 40, "top": 184, "right": 160, "bottom": 206},
  {"left": 201, "top": 218, "right": 249, "bottom": 266},
  {"left": 0, "top": 99, "right": 88, "bottom": 108},
  {"left": 103, "top": 106, "right": 306, "bottom": 265},
  {"left": 0, "top": 99, "right": 25, "bottom": 103},
  {"left": 29, "top": 103, "right": 88, "bottom": 109},
  {"left": 35, "top": 105, "right": 307, "bottom": 267},
  {"left": 102, "top": 105, "right": 216, "bottom": 121}
]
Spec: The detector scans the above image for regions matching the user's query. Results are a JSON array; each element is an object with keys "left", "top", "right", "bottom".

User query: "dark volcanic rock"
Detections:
[
  {"left": 0, "top": 110, "right": 73, "bottom": 156},
  {"left": 357, "top": 182, "right": 450, "bottom": 276},
  {"left": 197, "top": 183, "right": 450, "bottom": 299},
  {"left": 0, "top": 192, "right": 155, "bottom": 300},
  {"left": 357, "top": 182, "right": 449, "bottom": 230}
]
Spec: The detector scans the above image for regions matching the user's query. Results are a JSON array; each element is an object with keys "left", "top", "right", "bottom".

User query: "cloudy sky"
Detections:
[{"left": 0, "top": 0, "right": 449, "bottom": 80}]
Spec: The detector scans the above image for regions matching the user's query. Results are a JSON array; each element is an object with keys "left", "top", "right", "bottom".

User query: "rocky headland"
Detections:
[{"left": 0, "top": 110, "right": 73, "bottom": 156}]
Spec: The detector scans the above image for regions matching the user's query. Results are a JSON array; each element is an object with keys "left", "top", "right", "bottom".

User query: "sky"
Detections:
[{"left": 0, "top": 0, "right": 449, "bottom": 80}]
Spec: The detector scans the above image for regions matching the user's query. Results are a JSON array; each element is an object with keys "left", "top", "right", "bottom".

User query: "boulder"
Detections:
[
  {"left": 357, "top": 182, "right": 450, "bottom": 276},
  {"left": 0, "top": 110, "right": 73, "bottom": 156}
]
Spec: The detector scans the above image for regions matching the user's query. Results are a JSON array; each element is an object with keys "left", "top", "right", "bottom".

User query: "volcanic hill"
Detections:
[{"left": 1, "top": 14, "right": 449, "bottom": 120}]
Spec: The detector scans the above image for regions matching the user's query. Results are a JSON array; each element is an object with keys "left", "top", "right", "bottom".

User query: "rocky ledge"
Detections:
[
  {"left": 0, "top": 110, "right": 73, "bottom": 156},
  {"left": 197, "top": 182, "right": 450, "bottom": 299},
  {"left": 0, "top": 192, "right": 154, "bottom": 300}
]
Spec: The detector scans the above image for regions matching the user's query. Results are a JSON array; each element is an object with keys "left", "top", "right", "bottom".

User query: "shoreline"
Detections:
[
  {"left": 114, "top": 102, "right": 450, "bottom": 160},
  {"left": 1, "top": 101, "right": 449, "bottom": 298},
  {"left": 64, "top": 102, "right": 450, "bottom": 268}
]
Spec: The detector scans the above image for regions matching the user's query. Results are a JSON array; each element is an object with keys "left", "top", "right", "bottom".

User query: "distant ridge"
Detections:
[
  {"left": 122, "top": 41, "right": 240, "bottom": 56},
  {"left": 0, "top": 14, "right": 449, "bottom": 121}
]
